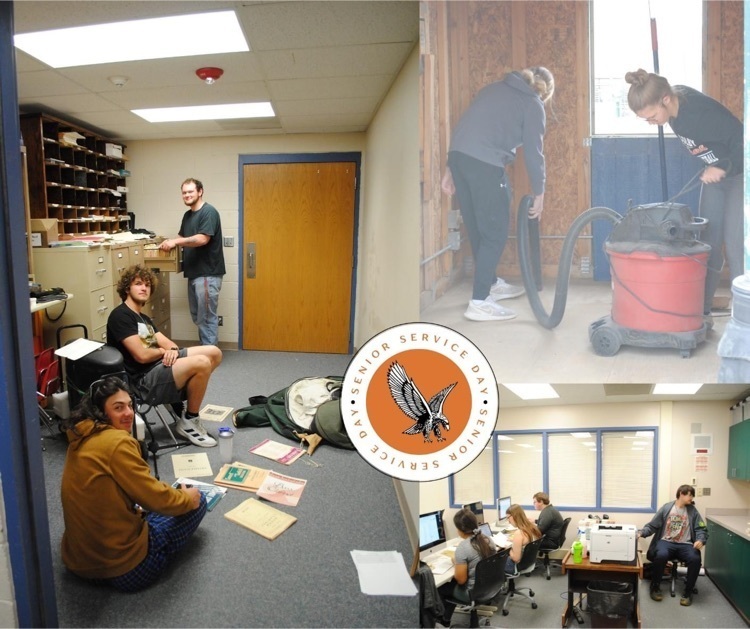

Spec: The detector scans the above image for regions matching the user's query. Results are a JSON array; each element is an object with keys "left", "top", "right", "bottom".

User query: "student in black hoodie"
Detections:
[
  {"left": 442, "top": 67, "right": 555, "bottom": 323},
  {"left": 625, "top": 69, "right": 744, "bottom": 317}
]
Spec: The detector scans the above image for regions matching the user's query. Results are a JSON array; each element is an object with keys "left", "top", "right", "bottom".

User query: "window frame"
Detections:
[{"left": 448, "top": 427, "right": 659, "bottom": 513}]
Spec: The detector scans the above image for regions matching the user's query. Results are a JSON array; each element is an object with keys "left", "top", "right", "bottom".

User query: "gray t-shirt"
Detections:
[
  {"left": 454, "top": 535, "right": 497, "bottom": 591},
  {"left": 662, "top": 504, "right": 691, "bottom": 544}
]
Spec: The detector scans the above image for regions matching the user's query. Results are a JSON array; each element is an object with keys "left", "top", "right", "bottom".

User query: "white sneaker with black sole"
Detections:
[
  {"left": 175, "top": 416, "right": 217, "bottom": 447},
  {"left": 464, "top": 298, "right": 517, "bottom": 321},
  {"left": 489, "top": 277, "right": 525, "bottom": 301}
]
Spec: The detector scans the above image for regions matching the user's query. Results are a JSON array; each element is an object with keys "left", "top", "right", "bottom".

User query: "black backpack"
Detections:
[{"left": 233, "top": 376, "right": 353, "bottom": 449}]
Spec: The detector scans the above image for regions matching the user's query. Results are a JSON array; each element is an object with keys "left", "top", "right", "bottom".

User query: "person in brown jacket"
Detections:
[{"left": 60, "top": 376, "right": 206, "bottom": 592}]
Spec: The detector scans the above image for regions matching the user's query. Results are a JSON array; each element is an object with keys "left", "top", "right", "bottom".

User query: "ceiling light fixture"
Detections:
[
  {"left": 196, "top": 67, "right": 224, "bottom": 85},
  {"left": 503, "top": 383, "right": 559, "bottom": 400},
  {"left": 132, "top": 102, "right": 275, "bottom": 123},
  {"left": 652, "top": 383, "right": 703, "bottom": 395}
]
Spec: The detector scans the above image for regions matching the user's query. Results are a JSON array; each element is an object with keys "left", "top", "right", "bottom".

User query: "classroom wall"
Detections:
[
  {"left": 420, "top": 399, "right": 750, "bottom": 552},
  {"left": 0, "top": 477, "right": 16, "bottom": 627},
  {"left": 127, "top": 45, "right": 419, "bottom": 350}
]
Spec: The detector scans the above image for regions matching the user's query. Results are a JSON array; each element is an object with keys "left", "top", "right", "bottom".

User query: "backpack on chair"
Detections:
[{"left": 233, "top": 376, "right": 352, "bottom": 449}]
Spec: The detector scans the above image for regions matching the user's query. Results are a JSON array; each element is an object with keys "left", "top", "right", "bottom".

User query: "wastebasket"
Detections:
[{"left": 587, "top": 580, "right": 632, "bottom": 628}]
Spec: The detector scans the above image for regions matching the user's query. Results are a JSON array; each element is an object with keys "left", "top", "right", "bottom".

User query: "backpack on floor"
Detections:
[{"left": 233, "top": 376, "right": 352, "bottom": 449}]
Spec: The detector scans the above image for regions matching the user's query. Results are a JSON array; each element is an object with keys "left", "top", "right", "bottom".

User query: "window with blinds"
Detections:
[
  {"left": 497, "top": 433, "right": 543, "bottom": 507},
  {"left": 601, "top": 430, "right": 655, "bottom": 509},
  {"left": 549, "top": 433, "right": 597, "bottom": 507}
]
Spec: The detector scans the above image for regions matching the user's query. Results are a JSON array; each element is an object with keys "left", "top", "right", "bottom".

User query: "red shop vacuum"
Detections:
[{"left": 517, "top": 198, "right": 710, "bottom": 358}]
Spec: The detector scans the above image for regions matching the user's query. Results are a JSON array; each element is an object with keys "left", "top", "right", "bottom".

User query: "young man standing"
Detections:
[
  {"left": 639, "top": 484, "right": 708, "bottom": 606},
  {"left": 159, "top": 178, "right": 226, "bottom": 345},
  {"left": 107, "top": 265, "right": 223, "bottom": 447}
]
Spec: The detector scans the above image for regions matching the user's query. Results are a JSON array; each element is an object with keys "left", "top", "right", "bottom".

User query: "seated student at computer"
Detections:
[
  {"left": 107, "top": 264, "right": 222, "bottom": 447},
  {"left": 60, "top": 376, "right": 207, "bottom": 592},
  {"left": 437, "top": 508, "right": 497, "bottom": 625},
  {"left": 533, "top": 491, "right": 564, "bottom": 550},
  {"left": 639, "top": 484, "right": 708, "bottom": 607},
  {"left": 505, "top": 504, "right": 542, "bottom": 574}
]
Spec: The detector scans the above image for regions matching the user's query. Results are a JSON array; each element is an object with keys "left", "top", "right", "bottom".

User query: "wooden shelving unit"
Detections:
[{"left": 20, "top": 113, "right": 130, "bottom": 238}]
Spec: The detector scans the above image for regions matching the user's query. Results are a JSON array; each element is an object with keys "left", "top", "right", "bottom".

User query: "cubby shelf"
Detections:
[{"left": 20, "top": 113, "right": 130, "bottom": 238}]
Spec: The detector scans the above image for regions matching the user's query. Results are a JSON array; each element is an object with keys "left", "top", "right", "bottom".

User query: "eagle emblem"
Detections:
[{"left": 387, "top": 361, "right": 457, "bottom": 442}]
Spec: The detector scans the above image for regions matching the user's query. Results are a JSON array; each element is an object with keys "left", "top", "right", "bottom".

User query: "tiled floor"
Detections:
[{"left": 421, "top": 277, "right": 732, "bottom": 383}]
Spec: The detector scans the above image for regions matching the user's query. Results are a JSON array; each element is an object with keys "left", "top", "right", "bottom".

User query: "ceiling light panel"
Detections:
[
  {"left": 652, "top": 383, "right": 703, "bottom": 395},
  {"left": 503, "top": 383, "right": 559, "bottom": 400},
  {"left": 132, "top": 103, "right": 275, "bottom": 123},
  {"left": 15, "top": 11, "right": 249, "bottom": 68}
]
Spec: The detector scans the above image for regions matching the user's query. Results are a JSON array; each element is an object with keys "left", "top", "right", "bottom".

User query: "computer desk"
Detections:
[
  {"left": 422, "top": 522, "right": 516, "bottom": 588},
  {"left": 560, "top": 551, "right": 643, "bottom": 628}
]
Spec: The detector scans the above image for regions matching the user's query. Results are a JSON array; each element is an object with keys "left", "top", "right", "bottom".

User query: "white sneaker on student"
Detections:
[
  {"left": 489, "top": 278, "right": 525, "bottom": 301},
  {"left": 464, "top": 299, "right": 517, "bottom": 322},
  {"left": 175, "top": 416, "right": 217, "bottom": 447}
]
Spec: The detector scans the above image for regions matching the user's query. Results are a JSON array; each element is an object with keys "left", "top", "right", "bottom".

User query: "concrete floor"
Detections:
[{"left": 421, "top": 277, "right": 732, "bottom": 383}]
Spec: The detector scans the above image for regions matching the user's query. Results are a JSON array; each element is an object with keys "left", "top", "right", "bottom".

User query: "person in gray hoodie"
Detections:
[
  {"left": 441, "top": 67, "right": 554, "bottom": 323},
  {"left": 639, "top": 484, "right": 708, "bottom": 607}
]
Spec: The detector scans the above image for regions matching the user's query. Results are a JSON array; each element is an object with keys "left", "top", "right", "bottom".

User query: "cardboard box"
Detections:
[
  {"left": 142, "top": 244, "right": 182, "bottom": 273},
  {"left": 105, "top": 143, "right": 123, "bottom": 159},
  {"left": 30, "top": 218, "right": 58, "bottom": 247}
]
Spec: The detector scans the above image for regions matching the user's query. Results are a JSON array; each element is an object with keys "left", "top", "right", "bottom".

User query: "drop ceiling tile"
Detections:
[
  {"left": 103, "top": 81, "right": 272, "bottom": 109},
  {"left": 268, "top": 74, "right": 393, "bottom": 101},
  {"left": 16, "top": 70, "right": 88, "bottom": 97},
  {"left": 18, "top": 93, "right": 119, "bottom": 113},
  {"left": 274, "top": 97, "right": 376, "bottom": 117}
]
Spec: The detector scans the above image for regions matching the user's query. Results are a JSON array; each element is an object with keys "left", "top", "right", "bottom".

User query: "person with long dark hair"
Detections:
[
  {"left": 438, "top": 508, "right": 497, "bottom": 625},
  {"left": 60, "top": 376, "right": 207, "bottom": 592}
]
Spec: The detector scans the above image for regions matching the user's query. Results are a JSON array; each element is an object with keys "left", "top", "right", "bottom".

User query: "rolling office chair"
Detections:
[
  {"left": 501, "top": 537, "right": 545, "bottom": 616},
  {"left": 446, "top": 548, "right": 510, "bottom": 628},
  {"left": 669, "top": 560, "right": 699, "bottom": 598},
  {"left": 539, "top": 517, "right": 572, "bottom": 579}
]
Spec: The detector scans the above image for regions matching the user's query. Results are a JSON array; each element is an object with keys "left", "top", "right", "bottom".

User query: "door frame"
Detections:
[{"left": 237, "top": 152, "right": 361, "bottom": 352}]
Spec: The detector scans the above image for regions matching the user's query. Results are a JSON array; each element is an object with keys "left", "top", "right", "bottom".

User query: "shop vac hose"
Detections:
[{"left": 516, "top": 195, "right": 623, "bottom": 329}]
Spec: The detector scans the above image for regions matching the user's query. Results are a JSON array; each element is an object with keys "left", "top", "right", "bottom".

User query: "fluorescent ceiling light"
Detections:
[
  {"left": 652, "top": 383, "right": 703, "bottom": 395},
  {"left": 15, "top": 11, "right": 248, "bottom": 68},
  {"left": 132, "top": 102, "right": 274, "bottom": 123},
  {"left": 504, "top": 383, "right": 559, "bottom": 400},
  {"left": 570, "top": 432, "right": 591, "bottom": 439}
]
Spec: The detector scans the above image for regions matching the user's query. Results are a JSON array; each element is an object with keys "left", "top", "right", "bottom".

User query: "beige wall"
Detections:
[
  {"left": 0, "top": 478, "right": 17, "bottom": 627},
  {"left": 421, "top": 399, "right": 750, "bottom": 551},
  {"left": 126, "top": 45, "right": 419, "bottom": 349}
]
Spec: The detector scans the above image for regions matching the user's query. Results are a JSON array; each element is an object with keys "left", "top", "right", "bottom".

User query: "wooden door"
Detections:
[{"left": 242, "top": 161, "right": 356, "bottom": 353}]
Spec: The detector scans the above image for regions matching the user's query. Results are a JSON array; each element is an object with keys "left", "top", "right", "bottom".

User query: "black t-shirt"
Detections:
[
  {"left": 178, "top": 202, "right": 226, "bottom": 279},
  {"left": 107, "top": 303, "right": 161, "bottom": 377}
]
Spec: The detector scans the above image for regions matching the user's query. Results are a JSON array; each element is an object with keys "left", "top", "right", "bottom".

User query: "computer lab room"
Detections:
[
  {"left": 418, "top": 384, "right": 750, "bottom": 628},
  {"left": 419, "top": 0, "right": 750, "bottom": 385},
  {"left": 0, "top": 2, "right": 420, "bottom": 627}
]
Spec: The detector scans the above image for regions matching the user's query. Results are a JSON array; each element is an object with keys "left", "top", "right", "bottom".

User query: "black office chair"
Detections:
[
  {"left": 540, "top": 517, "right": 572, "bottom": 579},
  {"left": 447, "top": 548, "right": 510, "bottom": 628},
  {"left": 501, "top": 537, "right": 545, "bottom": 616}
]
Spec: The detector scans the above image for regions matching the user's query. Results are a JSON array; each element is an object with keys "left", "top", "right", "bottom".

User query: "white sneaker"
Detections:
[
  {"left": 464, "top": 299, "right": 517, "bottom": 321},
  {"left": 175, "top": 417, "right": 217, "bottom": 447},
  {"left": 489, "top": 278, "right": 525, "bottom": 301}
]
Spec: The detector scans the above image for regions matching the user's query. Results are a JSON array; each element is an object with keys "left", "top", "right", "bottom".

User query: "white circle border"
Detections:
[{"left": 342, "top": 322, "right": 498, "bottom": 482}]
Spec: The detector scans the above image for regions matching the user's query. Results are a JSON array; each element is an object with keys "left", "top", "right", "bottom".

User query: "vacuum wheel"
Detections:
[
  {"left": 502, "top": 609, "right": 509, "bottom": 616},
  {"left": 591, "top": 325, "right": 621, "bottom": 356}
]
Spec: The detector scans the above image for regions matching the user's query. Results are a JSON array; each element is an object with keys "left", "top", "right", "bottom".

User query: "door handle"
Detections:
[{"left": 246, "top": 242, "right": 256, "bottom": 278}]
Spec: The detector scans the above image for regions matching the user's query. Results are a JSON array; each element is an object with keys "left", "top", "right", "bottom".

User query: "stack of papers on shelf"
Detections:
[
  {"left": 214, "top": 462, "right": 269, "bottom": 492},
  {"left": 256, "top": 470, "right": 307, "bottom": 507},
  {"left": 249, "top": 438, "right": 305, "bottom": 465},
  {"left": 59, "top": 131, "right": 85, "bottom": 146},
  {"left": 171, "top": 477, "right": 227, "bottom": 512},
  {"left": 224, "top": 498, "right": 297, "bottom": 540}
]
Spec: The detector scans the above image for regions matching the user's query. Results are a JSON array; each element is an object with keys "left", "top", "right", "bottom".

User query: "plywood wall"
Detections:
[{"left": 420, "top": 0, "right": 744, "bottom": 305}]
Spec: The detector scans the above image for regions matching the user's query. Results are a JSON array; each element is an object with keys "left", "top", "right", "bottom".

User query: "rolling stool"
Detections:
[{"left": 669, "top": 561, "right": 698, "bottom": 598}]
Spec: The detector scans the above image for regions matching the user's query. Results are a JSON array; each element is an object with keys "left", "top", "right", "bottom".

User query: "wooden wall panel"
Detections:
[{"left": 719, "top": 0, "right": 743, "bottom": 120}]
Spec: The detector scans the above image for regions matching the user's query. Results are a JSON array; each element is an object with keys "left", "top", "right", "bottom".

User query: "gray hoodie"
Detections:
[{"left": 449, "top": 71, "right": 547, "bottom": 195}]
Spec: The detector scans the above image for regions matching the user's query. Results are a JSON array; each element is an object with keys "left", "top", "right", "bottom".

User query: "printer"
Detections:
[{"left": 589, "top": 524, "right": 637, "bottom": 563}]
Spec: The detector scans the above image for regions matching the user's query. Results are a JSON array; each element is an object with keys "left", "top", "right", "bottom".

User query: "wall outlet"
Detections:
[
  {"left": 691, "top": 477, "right": 697, "bottom": 486},
  {"left": 218, "top": 316, "right": 223, "bottom": 326},
  {"left": 223, "top": 237, "right": 234, "bottom": 247}
]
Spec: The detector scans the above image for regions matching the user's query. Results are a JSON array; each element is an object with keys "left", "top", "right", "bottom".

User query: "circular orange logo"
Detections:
[{"left": 343, "top": 322, "right": 498, "bottom": 481}]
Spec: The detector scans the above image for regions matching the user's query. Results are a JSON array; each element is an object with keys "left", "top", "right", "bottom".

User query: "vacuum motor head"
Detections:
[{"left": 609, "top": 202, "right": 707, "bottom": 245}]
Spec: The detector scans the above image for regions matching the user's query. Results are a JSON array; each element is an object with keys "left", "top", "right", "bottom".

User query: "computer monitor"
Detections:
[
  {"left": 462, "top": 501, "right": 485, "bottom": 525},
  {"left": 497, "top": 496, "right": 512, "bottom": 521},
  {"left": 419, "top": 510, "right": 446, "bottom": 553}
]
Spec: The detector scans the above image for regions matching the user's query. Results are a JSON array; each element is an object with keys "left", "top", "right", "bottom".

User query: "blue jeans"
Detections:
[
  {"left": 187, "top": 276, "right": 222, "bottom": 345},
  {"left": 650, "top": 540, "right": 702, "bottom": 594}
]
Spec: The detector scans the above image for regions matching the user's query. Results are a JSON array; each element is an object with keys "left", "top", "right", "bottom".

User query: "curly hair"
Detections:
[
  {"left": 116, "top": 264, "right": 157, "bottom": 302},
  {"left": 61, "top": 376, "right": 132, "bottom": 433}
]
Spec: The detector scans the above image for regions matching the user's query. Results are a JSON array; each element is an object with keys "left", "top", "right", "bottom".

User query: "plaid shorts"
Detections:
[{"left": 108, "top": 493, "right": 207, "bottom": 593}]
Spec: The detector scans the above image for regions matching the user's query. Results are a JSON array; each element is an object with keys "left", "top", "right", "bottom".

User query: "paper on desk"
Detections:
[
  {"left": 171, "top": 452, "right": 213, "bottom": 478},
  {"left": 55, "top": 338, "right": 103, "bottom": 361},
  {"left": 350, "top": 550, "right": 417, "bottom": 596}
]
